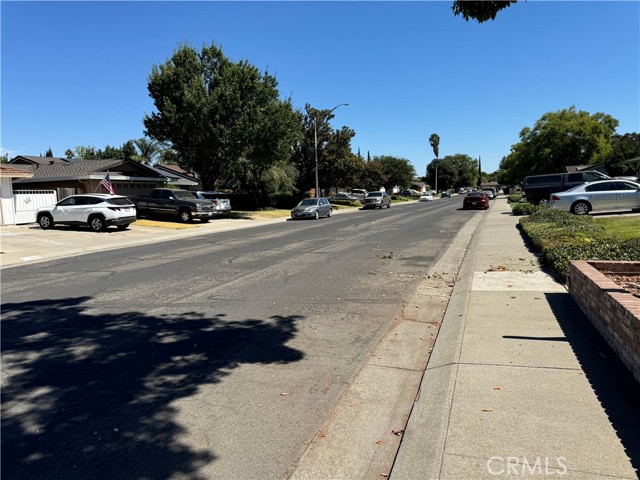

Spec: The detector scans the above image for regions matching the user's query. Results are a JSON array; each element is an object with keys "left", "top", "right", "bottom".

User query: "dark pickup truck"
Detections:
[
  {"left": 522, "top": 171, "right": 610, "bottom": 205},
  {"left": 130, "top": 189, "right": 217, "bottom": 223}
]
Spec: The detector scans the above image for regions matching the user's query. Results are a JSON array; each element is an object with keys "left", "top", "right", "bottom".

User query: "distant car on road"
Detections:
[
  {"left": 362, "top": 191, "right": 391, "bottom": 209},
  {"left": 548, "top": 179, "right": 640, "bottom": 215},
  {"left": 441, "top": 191, "right": 451, "bottom": 198},
  {"left": 462, "top": 192, "right": 489, "bottom": 210},
  {"left": 291, "top": 198, "right": 333, "bottom": 219},
  {"left": 401, "top": 189, "right": 419, "bottom": 197},
  {"left": 37, "top": 194, "right": 137, "bottom": 232},
  {"left": 482, "top": 189, "right": 496, "bottom": 199},
  {"left": 418, "top": 192, "right": 434, "bottom": 202}
]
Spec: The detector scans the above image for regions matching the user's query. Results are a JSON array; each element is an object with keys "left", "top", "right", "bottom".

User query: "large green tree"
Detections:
[
  {"left": 73, "top": 141, "right": 138, "bottom": 160},
  {"left": 604, "top": 133, "right": 640, "bottom": 176},
  {"left": 427, "top": 154, "right": 478, "bottom": 190},
  {"left": 360, "top": 159, "right": 388, "bottom": 192},
  {"left": 504, "top": 106, "right": 618, "bottom": 183},
  {"left": 374, "top": 155, "right": 416, "bottom": 192},
  {"left": 452, "top": 1, "right": 517, "bottom": 23},
  {"left": 144, "top": 42, "right": 301, "bottom": 201},
  {"left": 290, "top": 104, "right": 355, "bottom": 195}
]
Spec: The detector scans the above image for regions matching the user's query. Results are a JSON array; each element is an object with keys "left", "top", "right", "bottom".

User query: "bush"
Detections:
[
  {"left": 508, "top": 193, "right": 523, "bottom": 203},
  {"left": 329, "top": 199, "right": 360, "bottom": 207},
  {"left": 519, "top": 210, "right": 640, "bottom": 282},
  {"left": 511, "top": 202, "right": 540, "bottom": 216}
]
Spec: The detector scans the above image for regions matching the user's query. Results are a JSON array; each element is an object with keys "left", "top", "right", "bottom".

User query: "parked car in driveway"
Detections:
[
  {"left": 130, "top": 188, "right": 216, "bottom": 223},
  {"left": 350, "top": 189, "right": 368, "bottom": 201},
  {"left": 418, "top": 192, "right": 434, "bottom": 202},
  {"left": 362, "top": 191, "right": 391, "bottom": 209},
  {"left": 291, "top": 198, "right": 333, "bottom": 219},
  {"left": 548, "top": 179, "right": 640, "bottom": 215},
  {"left": 462, "top": 191, "right": 489, "bottom": 210},
  {"left": 192, "top": 191, "right": 232, "bottom": 215},
  {"left": 330, "top": 192, "right": 358, "bottom": 202},
  {"left": 36, "top": 194, "right": 137, "bottom": 232}
]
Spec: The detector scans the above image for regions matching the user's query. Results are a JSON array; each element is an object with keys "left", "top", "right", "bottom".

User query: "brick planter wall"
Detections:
[{"left": 568, "top": 260, "right": 640, "bottom": 383}]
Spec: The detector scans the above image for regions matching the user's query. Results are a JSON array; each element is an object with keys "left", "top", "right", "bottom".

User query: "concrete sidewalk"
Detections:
[{"left": 391, "top": 198, "right": 640, "bottom": 479}]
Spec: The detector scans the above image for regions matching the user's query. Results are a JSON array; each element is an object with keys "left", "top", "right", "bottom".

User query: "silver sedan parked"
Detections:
[
  {"left": 548, "top": 179, "right": 640, "bottom": 215},
  {"left": 291, "top": 197, "right": 333, "bottom": 219}
]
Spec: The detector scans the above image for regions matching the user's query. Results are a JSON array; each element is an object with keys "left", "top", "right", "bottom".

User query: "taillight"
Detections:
[
  {"left": 212, "top": 199, "right": 219, "bottom": 205},
  {"left": 550, "top": 195, "right": 560, "bottom": 201}
]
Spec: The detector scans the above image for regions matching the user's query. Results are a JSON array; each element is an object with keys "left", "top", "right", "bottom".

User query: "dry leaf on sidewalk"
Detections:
[{"left": 482, "top": 408, "right": 493, "bottom": 412}]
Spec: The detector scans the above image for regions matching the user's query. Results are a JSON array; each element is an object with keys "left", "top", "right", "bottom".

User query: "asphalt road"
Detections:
[{"left": 1, "top": 197, "right": 480, "bottom": 480}]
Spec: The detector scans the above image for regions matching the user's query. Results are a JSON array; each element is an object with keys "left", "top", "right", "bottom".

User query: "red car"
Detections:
[{"left": 462, "top": 191, "right": 489, "bottom": 210}]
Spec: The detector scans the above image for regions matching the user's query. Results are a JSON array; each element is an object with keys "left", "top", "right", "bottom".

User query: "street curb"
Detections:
[{"left": 389, "top": 199, "right": 485, "bottom": 479}]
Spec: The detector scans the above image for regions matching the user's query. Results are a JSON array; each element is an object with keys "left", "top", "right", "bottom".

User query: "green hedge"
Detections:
[
  {"left": 511, "top": 202, "right": 540, "bottom": 216},
  {"left": 519, "top": 209, "right": 640, "bottom": 281},
  {"left": 508, "top": 193, "right": 523, "bottom": 203},
  {"left": 329, "top": 199, "right": 361, "bottom": 207}
]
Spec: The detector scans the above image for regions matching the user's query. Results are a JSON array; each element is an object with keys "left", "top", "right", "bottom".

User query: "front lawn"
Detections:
[{"left": 593, "top": 217, "right": 640, "bottom": 241}]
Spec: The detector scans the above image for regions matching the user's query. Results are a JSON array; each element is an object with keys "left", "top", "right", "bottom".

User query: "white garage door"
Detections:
[{"left": 13, "top": 190, "right": 57, "bottom": 224}]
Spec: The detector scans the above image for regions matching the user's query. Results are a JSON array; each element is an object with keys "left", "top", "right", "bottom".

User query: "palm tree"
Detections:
[
  {"left": 429, "top": 133, "right": 440, "bottom": 159},
  {"left": 133, "top": 137, "right": 161, "bottom": 165}
]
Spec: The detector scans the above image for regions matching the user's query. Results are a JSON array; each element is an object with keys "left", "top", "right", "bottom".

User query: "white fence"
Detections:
[{"left": 13, "top": 190, "right": 57, "bottom": 224}]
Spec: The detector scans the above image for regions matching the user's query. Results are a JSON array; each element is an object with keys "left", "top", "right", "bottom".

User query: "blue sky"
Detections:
[{"left": 2, "top": 1, "right": 639, "bottom": 176}]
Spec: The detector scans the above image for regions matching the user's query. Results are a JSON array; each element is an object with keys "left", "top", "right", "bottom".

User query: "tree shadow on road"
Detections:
[{"left": 1, "top": 296, "right": 303, "bottom": 480}]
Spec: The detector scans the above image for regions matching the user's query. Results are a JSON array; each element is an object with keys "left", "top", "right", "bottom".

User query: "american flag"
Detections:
[{"left": 101, "top": 173, "right": 115, "bottom": 194}]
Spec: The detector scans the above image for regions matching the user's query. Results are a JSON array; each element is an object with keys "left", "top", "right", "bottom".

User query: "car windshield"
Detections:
[
  {"left": 299, "top": 199, "right": 318, "bottom": 206},
  {"left": 467, "top": 192, "right": 485, "bottom": 197},
  {"left": 173, "top": 190, "right": 197, "bottom": 199},
  {"left": 368, "top": 192, "right": 383, "bottom": 197}
]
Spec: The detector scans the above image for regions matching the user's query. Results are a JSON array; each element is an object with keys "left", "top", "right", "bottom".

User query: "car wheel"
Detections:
[
  {"left": 117, "top": 224, "right": 130, "bottom": 230},
  {"left": 38, "top": 213, "right": 54, "bottom": 230},
  {"left": 89, "top": 215, "right": 106, "bottom": 232},
  {"left": 571, "top": 201, "right": 590, "bottom": 215},
  {"left": 387, "top": 202, "right": 391, "bottom": 208},
  {"left": 314, "top": 210, "right": 320, "bottom": 220},
  {"left": 327, "top": 208, "right": 332, "bottom": 218},
  {"left": 179, "top": 209, "right": 192, "bottom": 223}
]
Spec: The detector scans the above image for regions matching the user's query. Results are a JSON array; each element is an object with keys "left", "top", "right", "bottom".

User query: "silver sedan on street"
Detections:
[
  {"left": 291, "top": 197, "right": 333, "bottom": 219},
  {"left": 548, "top": 179, "right": 640, "bottom": 215}
]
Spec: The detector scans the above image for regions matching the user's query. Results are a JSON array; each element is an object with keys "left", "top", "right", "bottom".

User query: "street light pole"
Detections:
[
  {"left": 435, "top": 159, "right": 438, "bottom": 194},
  {"left": 314, "top": 103, "right": 349, "bottom": 198}
]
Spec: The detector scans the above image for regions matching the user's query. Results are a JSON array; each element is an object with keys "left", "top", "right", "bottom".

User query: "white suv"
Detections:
[{"left": 36, "top": 194, "right": 137, "bottom": 232}]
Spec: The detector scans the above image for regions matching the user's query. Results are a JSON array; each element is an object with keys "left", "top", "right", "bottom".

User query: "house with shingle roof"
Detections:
[
  {"left": 10, "top": 157, "right": 169, "bottom": 199},
  {"left": 10, "top": 155, "right": 72, "bottom": 166},
  {"left": 152, "top": 163, "right": 201, "bottom": 189}
]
